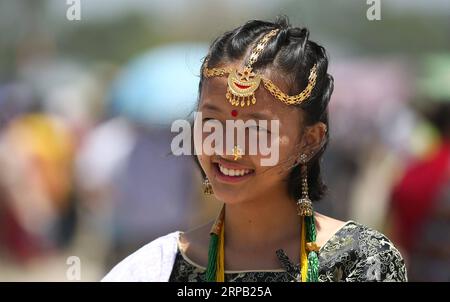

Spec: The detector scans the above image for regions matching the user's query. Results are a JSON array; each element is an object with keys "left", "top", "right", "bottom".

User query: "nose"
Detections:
[{"left": 217, "top": 143, "right": 244, "bottom": 161}]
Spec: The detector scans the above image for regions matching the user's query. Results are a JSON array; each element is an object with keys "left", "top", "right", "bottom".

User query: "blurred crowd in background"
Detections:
[{"left": 0, "top": 0, "right": 449, "bottom": 281}]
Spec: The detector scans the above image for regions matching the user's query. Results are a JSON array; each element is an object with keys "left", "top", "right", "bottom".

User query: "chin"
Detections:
[{"left": 211, "top": 189, "right": 246, "bottom": 205}]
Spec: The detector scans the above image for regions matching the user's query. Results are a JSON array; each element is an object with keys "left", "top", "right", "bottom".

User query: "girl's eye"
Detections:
[
  {"left": 250, "top": 126, "right": 270, "bottom": 133},
  {"left": 202, "top": 118, "right": 223, "bottom": 127},
  {"left": 203, "top": 118, "right": 220, "bottom": 123},
  {"left": 202, "top": 119, "right": 270, "bottom": 133}
]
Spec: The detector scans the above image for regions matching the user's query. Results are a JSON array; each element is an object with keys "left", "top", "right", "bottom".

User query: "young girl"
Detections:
[{"left": 102, "top": 17, "right": 407, "bottom": 282}]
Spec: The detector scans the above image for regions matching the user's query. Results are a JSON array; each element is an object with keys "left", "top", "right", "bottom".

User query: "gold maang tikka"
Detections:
[{"left": 203, "top": 29, "right": 318, "bottom": 107}]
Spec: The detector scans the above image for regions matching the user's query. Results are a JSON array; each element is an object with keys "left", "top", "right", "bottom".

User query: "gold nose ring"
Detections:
[{"left": 232, "top": 145, "right": 242, "bottom": 161}]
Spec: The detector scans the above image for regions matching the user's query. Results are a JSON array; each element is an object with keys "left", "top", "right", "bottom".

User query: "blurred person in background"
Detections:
[
  {"left": 389, "top": 55, "right": 450, "bottom": 281},
  {"left": 321, "top": 60, "right": 414, "bottom": 227},
  {"left": 0, "top": 113, "right": 77, "bottom": 263}
]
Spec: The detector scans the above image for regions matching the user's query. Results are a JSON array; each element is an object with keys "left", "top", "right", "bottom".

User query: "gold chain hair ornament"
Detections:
[{"left": 203, "top": 29, "right": 318, "bottom": 107}]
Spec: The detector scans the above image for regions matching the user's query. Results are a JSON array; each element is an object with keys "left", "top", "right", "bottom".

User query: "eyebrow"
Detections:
[
  {"left": 201, "top": 103, "right": 222, "bottom": 114},
  {"left": 200, "top": 102, "right": 275, "bottom": 121}
]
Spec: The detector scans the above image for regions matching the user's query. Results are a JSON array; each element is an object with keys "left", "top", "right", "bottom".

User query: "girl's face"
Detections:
[{"left": 195, "top": 66, "right": 309, "bottom": 204}]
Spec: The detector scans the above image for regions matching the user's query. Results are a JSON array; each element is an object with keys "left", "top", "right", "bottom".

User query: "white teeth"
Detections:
[{"left": 218, "top": 164, "right": 252, "bottom": 177}]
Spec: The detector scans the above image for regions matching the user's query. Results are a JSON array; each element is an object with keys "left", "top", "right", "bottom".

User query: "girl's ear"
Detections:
[{"left": 299, "top": 122, "right": 327, "bottom": 159}]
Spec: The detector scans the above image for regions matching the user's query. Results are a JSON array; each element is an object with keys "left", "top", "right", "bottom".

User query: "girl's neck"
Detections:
[{"left": 223, "top": 189, "right": 301, "bottom": 252}]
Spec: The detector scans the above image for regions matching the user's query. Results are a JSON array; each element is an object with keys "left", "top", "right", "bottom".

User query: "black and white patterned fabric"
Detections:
[{"left": 169, "top": 221, "right": 407, "bottom": 282}]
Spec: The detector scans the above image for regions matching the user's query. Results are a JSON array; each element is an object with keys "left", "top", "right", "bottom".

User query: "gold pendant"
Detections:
[{"left": 226, "top": 67, "right": 261, "bottom": 107}]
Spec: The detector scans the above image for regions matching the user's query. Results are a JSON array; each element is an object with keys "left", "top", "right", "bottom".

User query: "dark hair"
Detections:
[{"left": 195, "top": 16, "right": 334, "bottom": 202}]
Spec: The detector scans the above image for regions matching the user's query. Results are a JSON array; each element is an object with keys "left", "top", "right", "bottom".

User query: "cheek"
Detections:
[
  {"left": 254, "top": 133, "right": 297, "bottom": 174},
  {"left": 279, "top": 134, "right": 296, "bottom": 157},
  {"left": 196, "top": 155, "right": 212, "bottom": 176},
  {"left": 279, "top": 133, "right": 301, "bottom": 171}
]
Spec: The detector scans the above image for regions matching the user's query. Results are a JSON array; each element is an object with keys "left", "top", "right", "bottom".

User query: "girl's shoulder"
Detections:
[
  {"left": 321, "top": 220, "right": 403, "bottom": 257},
  {"left": 318, "top": 219, "right": 408, "bottom": 281},
  {"left": 315, "top": 212, "right": 402, "bottom": 258},
  {"left": 177, "top": 221, "right": 213, "bottom": 268}
]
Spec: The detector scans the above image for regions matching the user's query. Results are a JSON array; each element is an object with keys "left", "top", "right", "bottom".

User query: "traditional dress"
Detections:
[{"left": 102, "top": 221, "right": 407, "bottom": 282}]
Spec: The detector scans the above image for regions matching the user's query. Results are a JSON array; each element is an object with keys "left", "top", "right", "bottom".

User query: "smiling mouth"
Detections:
[{"left": 212, "top": 162, "right": 255, "bottom": 183}]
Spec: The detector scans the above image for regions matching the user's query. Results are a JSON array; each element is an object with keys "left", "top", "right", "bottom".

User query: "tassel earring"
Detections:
[
  {"left": 297, "top": 153, "right": 313, "bottom": 217},
  {"left": 203, "top": 177, "right": 213, "bottom": 195},
  {"left": 297, "top": 153, "right": 320, "bottom": 282}
]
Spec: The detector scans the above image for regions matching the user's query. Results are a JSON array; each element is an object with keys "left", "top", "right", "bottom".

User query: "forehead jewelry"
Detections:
[
  {"left": 203, "top": 28, "right": 317, "bottom": 107},
  {"left": 232, "top": 145, "right": 242, "bottom": 161}
]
